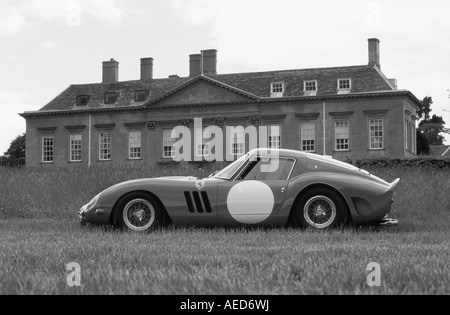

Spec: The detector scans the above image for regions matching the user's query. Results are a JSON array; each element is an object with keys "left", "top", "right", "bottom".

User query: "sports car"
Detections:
[{"left": 79, "top": 149, "right": 400, "bottom": 232}]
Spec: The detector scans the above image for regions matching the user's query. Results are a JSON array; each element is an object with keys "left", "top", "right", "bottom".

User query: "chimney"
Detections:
[
  {"left": 202, "top": 49, "right": 218, "bottom": 75},
  {"left": 368, "top": 38, "right": 381, "bottom": 68},
  {"left": 102, "top": 59, "right": 119, "bottom": 83},
  {"left": 140, "top": 57, "right": 154, "bottom": 80},
  {"left": 190, "top": 54, "right": 202, "bottom": 77},
  {"left": 389, "top": 78, "right": 398, "bottom": 90}
]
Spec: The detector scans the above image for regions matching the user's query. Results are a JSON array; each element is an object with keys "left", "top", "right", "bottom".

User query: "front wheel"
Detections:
[
  {"left": 114, "top": 193, "right": 163, "bottom": 232},
  {"left": 293, "top": 188, "right": 348, "bottom": 229}
]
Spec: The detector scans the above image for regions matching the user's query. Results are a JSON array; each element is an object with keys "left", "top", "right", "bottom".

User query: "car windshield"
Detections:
[{"left": 212, "top": 154, "right": 250, "bottom": 180}]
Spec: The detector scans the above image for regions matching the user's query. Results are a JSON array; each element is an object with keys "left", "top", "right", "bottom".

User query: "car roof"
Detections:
[
  {"left": 250, "top": 149, "right": 356, "bottom": 170},
  {"left": 249, "top": 148, "right": 310, "bottom": 159}
]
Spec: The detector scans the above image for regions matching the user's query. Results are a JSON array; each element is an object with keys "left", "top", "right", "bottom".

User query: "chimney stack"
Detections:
[
  {"left": 140, "top": 57, "right": 154, "bottom": 80},
  {"left": 190, "top": 54, "right": 202, "bottom": 77},
  {"left": 202, "top": 49, "right": 218, "bottom": 76},
  {"left": 389, "top": 78, "right": 398, "bottom": 90},
  {"left": 102, "top": 59, "right": 119, "bottom": 83},
  {"left": 189, "top": 49, "right": 218, "bottom": 77},
  {"left": 368, "top": 38, "right": 381, "bottom": 68}
]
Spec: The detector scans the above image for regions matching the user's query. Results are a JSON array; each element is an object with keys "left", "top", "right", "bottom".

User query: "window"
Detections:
[
  {"left": 369, "top": 119, "right": 384, "bottom": 150},
  {"left": 238, "top": 157, "right": 295, "bottom": 181},
  {"left": 70, "top": 134, "right": 82, "bottom": 162},
  {"left": 163, "top": 129, "right": 177, "bottom": 158},
  {"left": 405, "top": 118, "right": 415, "bottom": 153},
  {"left": 338, "top": 79, "right": 352, "bottom": 91},
  {"left": 230, "top": 127, "right": 245, "bottom": 156},
  {"left": 405, "top": 119, "right": 409, "bottom": 150},
  {"left": 99, "top": 132, "right": 112, "bottom": 161},
  {"left": 76, "top": 95, "right": 90, "bottom": 107},
  {"left": 304, "top": 81, "right": 318, "bottom": 91},
  {"left": 271, "top": 82, "right": 285, "bottom": 98},
  {"left": 42, "top": 136, "right": 54, "bottom": 163},
  {"left": 129, "top": 131, "right": 142, "bottom": 159},
  {"left": 195, "top": 128, "right": 212, "bottom": 158},
  {"left": 268, "top": 125, "right": 281, "bottom": 149},
  {"left": 301, "top": 122, "right": 315, "bottom": 152},
  {"left": 335, "top": 121, "right": 350, "bottom": 151},
  {"left": 410, "top": 121, "right": 416, "bottom": 154},
  {"left": 135, "top": 90, "right": 149, "bottom": 102},
  {"left": 104, "top": 92, "right": 118, "bottom": 104},
  {"left": 304, "top": 81, "right": 318, "bottom": 96}
]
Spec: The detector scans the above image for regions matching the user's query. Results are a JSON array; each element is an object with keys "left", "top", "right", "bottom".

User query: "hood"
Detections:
[{"left": 155, "top": 176, "right": 199, "bottom": 181}]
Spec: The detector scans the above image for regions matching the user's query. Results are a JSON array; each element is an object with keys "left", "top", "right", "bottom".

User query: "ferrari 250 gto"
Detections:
[{"left": 79, "top": 149, "right": 400, "bottom": 232}]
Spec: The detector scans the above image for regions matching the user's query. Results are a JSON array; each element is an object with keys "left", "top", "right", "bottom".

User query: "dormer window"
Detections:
[
  {"left": 271, "top": 82, "right": 285, "bottom": 98},
  {"left": 135, "top": 90, "right": 149, "bottom": 102},
  {"left": 304, "top": 80, "right": 318, "bottom": 96},
  {"left": 76, "top": 95, "right": 90, "bottom": 107},
  {"left": 338, "top": 79, "right": 352, "bottom": 94},
  {"left": 105, "top": 92, "right": 119, "bottom": 104}
]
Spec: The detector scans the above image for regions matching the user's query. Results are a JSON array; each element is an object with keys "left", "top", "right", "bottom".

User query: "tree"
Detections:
[
  {"left": 417, "top": 97, "right": 449, "bottom": 150},
  {"left": 419, "top": 114, "right": 449, "bottom": 146},
  {"left": 417, "top": 96, "right": 432, "bottom": 121},
  {"left": 0, "top": 134, "right": 26, "bottom": 167},
  {"left": 416, "top": 129, "right": 430, "bottom": 155}
]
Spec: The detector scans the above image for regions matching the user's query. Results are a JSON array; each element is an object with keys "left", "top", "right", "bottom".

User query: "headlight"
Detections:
[{"left": 83, "top": 194, "right": 100, "bottom": 213}]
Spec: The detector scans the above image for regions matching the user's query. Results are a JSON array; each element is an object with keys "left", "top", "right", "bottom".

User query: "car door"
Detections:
[
  {"left": 164, "top": 178, "right": 220, "bottom": 226},
  {"left": 217, "top": 156, "right": 295, "bottom": 226}
]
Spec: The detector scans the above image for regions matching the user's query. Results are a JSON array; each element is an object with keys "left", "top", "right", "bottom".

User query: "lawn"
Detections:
[{"left": 0, "top": 165, "right": 449, "bottom": 295}]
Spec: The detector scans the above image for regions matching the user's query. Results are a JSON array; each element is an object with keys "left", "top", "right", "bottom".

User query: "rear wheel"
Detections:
[
  {"left": 293, "top": 188, "right": 348, "bottom": 229},
  {"left": 114, "top": 193, "right": 162, "bottom": 232}
]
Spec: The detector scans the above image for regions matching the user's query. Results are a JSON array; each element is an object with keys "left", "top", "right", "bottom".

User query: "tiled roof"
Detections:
[
  {"left": 209, "top": 65, "right": 393, "bottom": 98},
  {"left": 39, "top": 77, "right": 190, "bottom": 111},
  {"left": 36, "top": 64, "right": 394, "bottom": 112}
]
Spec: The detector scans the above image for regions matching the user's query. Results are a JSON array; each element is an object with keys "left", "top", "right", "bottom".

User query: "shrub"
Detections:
[{"left": 353, "top": 158, "right": 450, "bottom": 169}]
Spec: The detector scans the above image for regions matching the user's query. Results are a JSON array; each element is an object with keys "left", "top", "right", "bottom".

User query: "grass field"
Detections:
[{"left": 0, "top": 165, "right": 449, "bottom": 295}]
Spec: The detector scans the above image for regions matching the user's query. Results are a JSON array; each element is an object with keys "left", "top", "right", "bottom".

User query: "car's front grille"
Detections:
[{"left": 184, "top": 191, "right": 212, "bottom": 213}]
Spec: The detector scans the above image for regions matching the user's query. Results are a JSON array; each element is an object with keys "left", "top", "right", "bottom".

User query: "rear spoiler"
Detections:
[{"left": 388, "top": 178, "right": 401, "bottom": 192}]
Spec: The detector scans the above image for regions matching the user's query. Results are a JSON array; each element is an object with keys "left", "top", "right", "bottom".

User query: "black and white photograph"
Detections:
[{"left": 0, "top": 0, "right": 449, "bottom": 300}]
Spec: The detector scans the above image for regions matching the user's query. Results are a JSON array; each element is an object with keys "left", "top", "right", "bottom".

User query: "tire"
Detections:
[
  {"left": 114, "top": 192, "right": 163, "bottom": 232},
  {"left": 293, "top": 188, "right": 348, "bottom": 229}
]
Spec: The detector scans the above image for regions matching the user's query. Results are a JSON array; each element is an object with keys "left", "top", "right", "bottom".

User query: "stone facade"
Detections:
[{"left": 21, "top": 39, "right": 421, "bottom": 167}]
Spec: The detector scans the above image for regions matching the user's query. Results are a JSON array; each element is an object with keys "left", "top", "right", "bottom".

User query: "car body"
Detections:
[{"left": 79, "top": 149, "right": 400, "bottom": 231}]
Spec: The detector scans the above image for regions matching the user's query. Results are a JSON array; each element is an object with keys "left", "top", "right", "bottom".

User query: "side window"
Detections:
[{"left": 239, "top": 158, "right": 295, "bottom": 181}]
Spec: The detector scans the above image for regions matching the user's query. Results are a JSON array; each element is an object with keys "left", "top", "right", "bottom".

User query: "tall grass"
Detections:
[
  {"left": 0, "top": 164, "right": 216, "bottom": 219},
  {"left": 0, "top": 164, "right": 449, "bottom": 294},
  {"left": 1, "top": 164, "right": 449, "bottom": 230}
]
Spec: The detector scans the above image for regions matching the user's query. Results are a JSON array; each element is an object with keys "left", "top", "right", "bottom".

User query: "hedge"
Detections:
[{"left": 352, "top": 157, "right": 450, "bottom": 169}]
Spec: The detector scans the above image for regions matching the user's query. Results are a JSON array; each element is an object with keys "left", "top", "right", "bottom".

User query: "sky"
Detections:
[{"left": 0, "top": 0, "right": 449, "bottom": 154}]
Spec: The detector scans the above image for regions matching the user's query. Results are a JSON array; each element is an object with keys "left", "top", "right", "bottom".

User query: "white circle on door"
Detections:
[{"left": 227, "top": 181, "right": 275, "bottom": 224}]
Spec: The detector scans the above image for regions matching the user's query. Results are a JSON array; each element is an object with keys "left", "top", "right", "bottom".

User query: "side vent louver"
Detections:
[
  {"left": 184, "top": 191, "right": 195, "bottom": 213},
  {"left": 184, "top": 191, "right": 212, "bottom": 213},
  {"left": 193, "top": 192, "right": 204, "bottom": 213},
  {"left": 201, "top": 191, "right": 212, "bottom": 213}
]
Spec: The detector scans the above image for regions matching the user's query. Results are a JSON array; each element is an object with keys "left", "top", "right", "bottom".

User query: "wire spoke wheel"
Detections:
[
  {"left": 303, "top": 195, "right": 337, "bottom": 229},
  {"left": 123, "top": 199, "right": 156, "bottom": 232}
]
